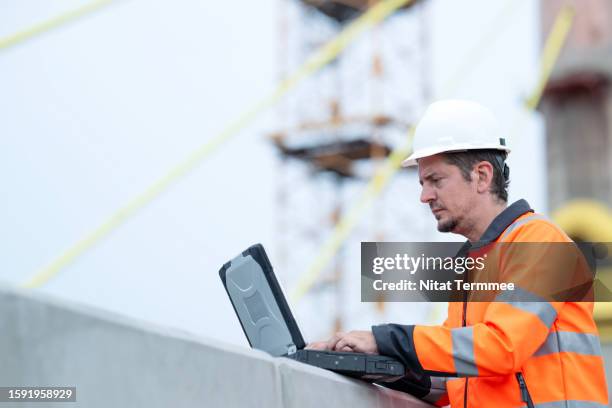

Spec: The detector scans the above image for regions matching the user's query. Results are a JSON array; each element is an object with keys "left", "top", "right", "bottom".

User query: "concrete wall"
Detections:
[{"left": 0, "top": 286, "right": 432, "bottom": 408}]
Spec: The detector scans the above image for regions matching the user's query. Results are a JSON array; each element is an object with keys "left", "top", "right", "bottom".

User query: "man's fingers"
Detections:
[
  {"left": 305, "top": 341, "right": 330, "bottom": 350},
  {"left": 335, "top": 337, "right": 356, "bottom": 352},
  {"left": 308, "top": 331, "right": 376, "bottom": 354},
  {"left": 326, "top": 332, "right": 346, "bottom": 350}
]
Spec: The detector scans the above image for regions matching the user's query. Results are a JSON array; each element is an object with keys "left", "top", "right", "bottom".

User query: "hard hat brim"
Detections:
[{"left": 401, "top": 144, "right": 511, "bottom": 167}]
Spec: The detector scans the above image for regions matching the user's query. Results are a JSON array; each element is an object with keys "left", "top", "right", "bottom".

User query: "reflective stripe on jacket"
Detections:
[{"left": 374, "top": 199, "right": 608, "bottom": 408}]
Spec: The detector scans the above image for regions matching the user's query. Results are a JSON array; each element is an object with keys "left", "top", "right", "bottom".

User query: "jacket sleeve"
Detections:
[
  {"left": 373, "top": 317, "right": 451, "bottom": 406},
  {"left": 373, "top": 300, "right": 562, "bottom": 378},
  {"left": 373, "top": 223, "right": 575, "bottom": 378}
]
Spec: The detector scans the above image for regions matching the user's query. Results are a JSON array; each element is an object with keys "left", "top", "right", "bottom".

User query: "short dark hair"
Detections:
[{"left": 442, "top": 149, "right": 509, "bottom": 202}]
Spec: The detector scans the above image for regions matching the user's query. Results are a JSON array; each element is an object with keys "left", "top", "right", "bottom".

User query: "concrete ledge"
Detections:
[{"left": 0, "top": 286, "right": 432, "bottom": 408}]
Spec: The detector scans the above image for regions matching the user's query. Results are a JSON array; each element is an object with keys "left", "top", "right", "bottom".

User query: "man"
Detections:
[{"left": 307, "top": 100, "right": 608, "bottom": 407}]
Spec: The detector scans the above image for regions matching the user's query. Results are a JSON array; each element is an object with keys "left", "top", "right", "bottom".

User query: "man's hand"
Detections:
[
  {"left": 304, "top": 340, "right": 332, "bottom": 351},
  {"left": 332, "top": 330, "right": 379, "bottom": 354},
  {"left": 306, "top": 330, "right": 379, "bottom": 354},
  {"left": 304, "top": 332, "right": 346, "bottom": 351}
]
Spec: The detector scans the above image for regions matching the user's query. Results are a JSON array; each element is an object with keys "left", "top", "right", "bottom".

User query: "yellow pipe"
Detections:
[
  {"left": 552, "top": 200, "right": 612, "bottom": 334},
  {"left": 552, "top": 199, "right": 612, "bottom": 242}
]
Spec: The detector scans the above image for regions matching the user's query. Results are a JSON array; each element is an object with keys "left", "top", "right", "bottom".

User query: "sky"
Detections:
[{"left": 0, "top": 0, "right": 543, "bottom": 347}]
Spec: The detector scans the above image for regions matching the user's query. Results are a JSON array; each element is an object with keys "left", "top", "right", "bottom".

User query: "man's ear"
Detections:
[{"left": 474, "top": 161, "right": 494, "bottom": 194}]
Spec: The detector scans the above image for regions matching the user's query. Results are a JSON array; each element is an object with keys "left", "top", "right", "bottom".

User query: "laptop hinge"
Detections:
[{"left": 286, "top": 344, "right": 297, "bottom": 355}]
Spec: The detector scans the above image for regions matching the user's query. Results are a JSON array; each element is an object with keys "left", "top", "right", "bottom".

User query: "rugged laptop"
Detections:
[{"left": 219, "top": 243, "right": 405, "bottom": 380}]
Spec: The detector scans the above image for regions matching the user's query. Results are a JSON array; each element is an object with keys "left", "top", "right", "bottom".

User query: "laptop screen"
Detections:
[{"left": 219, "top": 244, "right": 306, "bottom": 356}]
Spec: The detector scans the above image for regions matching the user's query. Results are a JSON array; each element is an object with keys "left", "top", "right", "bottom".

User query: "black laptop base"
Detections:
[{"left": 287, "top": 349, "right": 405, "bottom": 379}]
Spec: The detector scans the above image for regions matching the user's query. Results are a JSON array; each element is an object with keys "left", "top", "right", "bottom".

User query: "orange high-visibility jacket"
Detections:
[{"left": 373, "top": 199, "right": 608, "bottom": 408}]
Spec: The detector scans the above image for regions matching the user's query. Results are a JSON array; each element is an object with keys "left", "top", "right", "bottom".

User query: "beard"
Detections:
[
  {"left": 437, "top": 217, "right": 458, "bottom": 233},
  {"left": 430, "top": 202, "right": 460, "bottom": 233}
]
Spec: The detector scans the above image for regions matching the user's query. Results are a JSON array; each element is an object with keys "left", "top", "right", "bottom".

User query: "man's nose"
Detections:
[{"left": 420, "top": 185, "right": 435, "bottom": 203}]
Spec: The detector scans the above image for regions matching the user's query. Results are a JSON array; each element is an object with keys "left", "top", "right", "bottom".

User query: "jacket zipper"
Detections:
[
  {"left": 516, "top": 372, "right": 534, "bottom": 408},
  {"left": 462, "top": 268, "right": 469, "bottom": 408}
]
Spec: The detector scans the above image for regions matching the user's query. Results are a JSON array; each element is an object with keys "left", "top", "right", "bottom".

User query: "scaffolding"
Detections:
[{"left": 270, "top": 0, "right": 431, "bottom": 337}]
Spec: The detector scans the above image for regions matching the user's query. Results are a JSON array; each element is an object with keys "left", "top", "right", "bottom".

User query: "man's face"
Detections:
[{"left": 418, "top": 154, "right": 476, "bottom": 234}]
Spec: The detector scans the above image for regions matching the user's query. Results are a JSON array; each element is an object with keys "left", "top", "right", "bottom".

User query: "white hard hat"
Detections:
[{"left": 401, "top": 99, "right": 510, "bottom": 167}]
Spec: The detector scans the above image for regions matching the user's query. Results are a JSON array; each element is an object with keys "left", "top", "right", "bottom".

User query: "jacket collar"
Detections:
[
  {"left": 458, "top": 199, "right": 533, "bottom": 252},
  {"left": 478, "top": 199, "right": 533, "bottom": 244}
]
